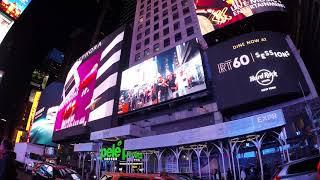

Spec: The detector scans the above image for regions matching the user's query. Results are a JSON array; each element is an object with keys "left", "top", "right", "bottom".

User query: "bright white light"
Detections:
[{"left": 0, "top": 119, "right": 6, "bottom": 122}]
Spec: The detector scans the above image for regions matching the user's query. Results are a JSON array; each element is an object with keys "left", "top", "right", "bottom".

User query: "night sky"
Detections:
[{"left": 0, "top": 0, "right": 104, "bottom": 135}]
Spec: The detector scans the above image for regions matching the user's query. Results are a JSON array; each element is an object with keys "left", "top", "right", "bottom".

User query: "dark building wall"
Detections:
[{"left": 288, "top": 0, "right": 320, "bottom": 92}]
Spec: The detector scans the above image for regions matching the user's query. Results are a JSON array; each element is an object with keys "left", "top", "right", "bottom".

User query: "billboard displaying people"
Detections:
[
  {"left": 29, "top": 82, "right": 63, "bottom": 147},
  {"left": 118, "top": 40, "right": 206, "bottom": 114},
  {"left": 0, "top": 0, "right": 32, "bottom": 20}
]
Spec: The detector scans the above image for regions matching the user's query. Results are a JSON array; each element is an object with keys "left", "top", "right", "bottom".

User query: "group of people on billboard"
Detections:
[
  {"left": 118, "top": 41, "right": 206, "bottom": 114},
  {"left": 0, "top": 0, "right": 31, "bottom": 20}
]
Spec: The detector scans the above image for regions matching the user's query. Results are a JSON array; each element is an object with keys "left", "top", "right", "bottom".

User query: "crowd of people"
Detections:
[{"left": 119, "top": 69, "right": 201, "bottom": 114}]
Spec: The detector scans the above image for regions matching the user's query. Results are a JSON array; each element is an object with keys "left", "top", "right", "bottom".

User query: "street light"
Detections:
[{"left": 0, "top": 118, "right": 6, "bottom": 122}]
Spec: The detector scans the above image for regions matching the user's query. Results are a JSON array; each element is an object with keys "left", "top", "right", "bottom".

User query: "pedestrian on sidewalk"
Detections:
[{"left": 0, "top": 139, "right": 17, "bottom": 180}]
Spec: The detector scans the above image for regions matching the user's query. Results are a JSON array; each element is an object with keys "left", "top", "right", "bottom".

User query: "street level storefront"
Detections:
[{"left": 123, "top": 109, "right": 287, "bottom": 180}]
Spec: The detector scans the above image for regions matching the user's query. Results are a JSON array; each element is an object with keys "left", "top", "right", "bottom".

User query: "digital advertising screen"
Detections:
[
  {"left": 0, "top": 0, "right": 31, "bottom": 20},
  {"left": 29, "top": 82, "right": 63, "bottom": 147},
  {"left": 53, "top": 28, "right": 125, "bottom": 136},
  {"left": 208, "top": 31, "right": 309, "bottom": 113},
  {"left": 118, "top": 40, "right": 206, "bottom": 114},
  {"left": 195, "top": 0, "right": 286, "bottom": 35},
  {"left": 0, "top": 11, "right": 13, "bottom": 44}
]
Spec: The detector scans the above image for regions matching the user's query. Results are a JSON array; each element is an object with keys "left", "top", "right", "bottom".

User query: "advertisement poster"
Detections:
[
  {"left": 30, "top": 83, "right": 63, "bottom": 147},
  {"left": 54, "top": 53, "right": 100, "bottom": 131},
  {"left": 0, "top": 11, "right": 13, "bottom": 43},
  {"left": 207, "top": 31, "right": 309, "bottom": 113},
  {"left": 0, "top": 0, "right": 31, "bottom": 20},
  {"left": 53, "top": 28, "right": 125, "bottom": 135},
  {"left": 118, "top": 40, "right": 206, "bottom": 114},
  {"left": 195, "top": 0, "right": 286, "bottom": 35}
]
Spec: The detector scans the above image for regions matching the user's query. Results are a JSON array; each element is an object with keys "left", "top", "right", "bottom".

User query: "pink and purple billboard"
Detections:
[{"left": 54, "top": 53, "right": 100, "bottom": 131}]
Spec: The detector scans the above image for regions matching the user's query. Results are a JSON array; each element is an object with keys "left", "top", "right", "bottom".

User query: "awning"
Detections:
[
  {"left": 90, "top": 124, "right": 155, "bottom": 141},
  {"left": 124, "top": 109, "right": 285, "bottom": 150}
]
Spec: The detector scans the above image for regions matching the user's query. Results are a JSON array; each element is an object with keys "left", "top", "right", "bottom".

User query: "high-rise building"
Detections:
[{"left": 129, "top": 0, "right": 205, "bottom": 67}]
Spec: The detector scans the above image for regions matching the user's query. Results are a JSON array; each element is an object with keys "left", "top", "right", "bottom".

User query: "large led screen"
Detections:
[
  {"left": 118, "top": 40, "right": 206, "bottom": 114},
  {"left": 0, "top": 11, "right": 13, "bottom": 43},
  {"left": 30, "top": 83, "right": 63, "bottom": 147},
  {"left": 195, "top": 0, "right": 286, "bottom": 35},
  {"left": 0, "top": 0, "right": 31, "bottom": 20},
  {"left": 53, "top": 29, "right": 125, "bottom": 133},
  {"left": 208, "top": 31, "right": 309, "bottom": 113}
]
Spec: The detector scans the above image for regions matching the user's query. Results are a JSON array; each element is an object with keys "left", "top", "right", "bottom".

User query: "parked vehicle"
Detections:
[
  {"left": 32, "top": 162, "right": 81, "bottom": 180},
  {"left": 14, "top": 142, "right": 44, "bottom": 172},
  {"left": 273, "top": 155, "right": 320, "bottom": 180},
  {"left": 100, "top": 172, "right": 196, "bottom": 180}
]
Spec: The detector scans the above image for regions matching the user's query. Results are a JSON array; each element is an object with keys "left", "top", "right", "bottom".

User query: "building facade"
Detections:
[{"left": 129, "top": 0, "right": 205, "bottom": 67}]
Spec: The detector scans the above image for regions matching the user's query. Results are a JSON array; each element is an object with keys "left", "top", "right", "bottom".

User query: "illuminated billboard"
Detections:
[
  {"left": 53, "top": 28, "right": 125, "bottom": 134},
  {"left": 195, "top": 0, "right": 286, "bottom": 35},
  {"left": 0, "top": 11, "right": 13, "bottom": 43},
  {"left": 0, "top": 0, "right": 31, "bottom": 20},
  {"left": 30, "top": 83, "right": 63, "bottom": 147},
  {"left": 207, "top": 31, "right": 309, "bottom": 113},
  {"left": 118, "top": 40, "right": 206, "bottom": 114}
]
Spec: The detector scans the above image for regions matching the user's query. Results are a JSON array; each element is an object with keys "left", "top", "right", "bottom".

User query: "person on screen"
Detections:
[
  {"left": 157, "top": 75, "right": 170, "bottom": 102},
  {"left": 166, "top": 73, "right": 177, "bottom": 99},
  {"left": 151, "top": 84, "right": 158, "bottom": 105},
  {"left": 30, "top": 106, "right": 59, "bottom": 146},
  {"left": 175, "top": 70, "right": 188, "bottom": 97}
]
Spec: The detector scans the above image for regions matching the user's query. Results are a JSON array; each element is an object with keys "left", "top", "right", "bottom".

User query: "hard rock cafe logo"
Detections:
[
  {"left": 207, "top": 7, "right": 232, "bottom": 25},
  {"left": 249, "top": 69, "right": 278, "bottom": 86}
]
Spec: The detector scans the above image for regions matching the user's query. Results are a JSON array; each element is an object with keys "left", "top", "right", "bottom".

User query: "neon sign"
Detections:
[{"left": 100, "top": 140, "right": 143, "bottom": 161}]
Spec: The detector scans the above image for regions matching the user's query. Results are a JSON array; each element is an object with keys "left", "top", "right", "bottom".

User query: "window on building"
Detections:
[
  {"left": 154, "top": 1, "right": 158, "bottom": 7},
  {"left": 154, "top": 7, "right": 159, "bottom": 13},
  {"left": 163, "top": 9, "right": 168, "bottom": 17},
  {"left": 147, "top": 0, "right": 151, "bottom": 4},
  {"left": 174, "top": 22, "right": 180, "bottom": 31},
  {"left": 146, "top": 12, "right": 150, "bottom": 17},
  {"left": 154, "top": 43, "right": 160, "bottom": 52},
  {"left": 145, "top": 28, "right": 150, "bottom": 36},
  {"left": 181, "top": 0, "right": 187, "bottom": 6},
  {"left": 164, "top": 38, "right": 170, "bottom": 47},
  {"left": 154, "top": 23, "right": 159, "bottom": 30},
  {"left": 186, "top": 27, "right": 194, "bottom": 36},
  {"left": 144, "top": 38, "right": 150, "bottom": 45},
  {"left": 135, "top": 53, "right": 141, "bottom": 62},
  {"left": 184, "top": 16, "right": 192, "bottom": 25},
  {"left": 163, "top": 18, "right": 168, "bottom": 25},
  {"left": 146, "top": 20, "right": 150, "bottom": 27},
  {"left": 154, "top": 32, "right": 159, "bottom": 40},
  {"left": 144, "top": 48, "right": 150, "bottom": 56},
  {"left": 136, "top": 42, "right": 141, "bottom": 50},
  {"left": 140, "top": 10, "right": 144, "bottom": 16},
  {"left": 171, "top": 0, "right": 176, "bottom": 4},
  {"left": 183, "top": 7, "right": 190, "bottom": 15},
  {"left": 163, "top": 27, "right": 169, "bottom": 36},
  {"left": 147, "top": 5, "right": 151, "bottom": 11},
  {"left": 173, "top": 12, "right": 179, "bottom": 20},
  {"left": 154, "top": 15, "right": 159, "bottom": 22},
  {"left": 172, "top": 4, "right": 178, "bottom": 12},
  {"left": 162, "top": 2, "right": 167, "bottom": 9},
  {"left": 138, "top": 24, "right": 143, "bottom": 31},
  {"left": 139, "top": 16, "right": 144, "bottom": 23},
  {"left": 137, "top": 33, "right": 142, "bottom": 40},
  {"left": 140, "top": 4, "right": 144, "bottom": 9},
  {"left": 174, "top": 33, "right": 182, "bottom": 42}
]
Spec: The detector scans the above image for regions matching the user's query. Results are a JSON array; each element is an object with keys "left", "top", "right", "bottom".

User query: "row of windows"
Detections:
[
  {"left": 139, "top": 6, "right": 190, "bottom": 28},
  {"left": 140, "top": 0, "right": 185, "bottom": 10},
  {"left": 135, "top": 26, "right": 194, "bottom": 61},
  {"left": 137, "top": 16, "right": 192, "bottom": 43}
]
